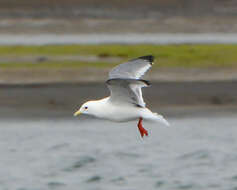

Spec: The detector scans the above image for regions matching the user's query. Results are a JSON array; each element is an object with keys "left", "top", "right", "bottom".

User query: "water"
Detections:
[
  {"left": 0, "top": 114, "right": 237, "bottom": 190},
  {"left": 1, "top": 33, "right": 237, "bottom": 45}
]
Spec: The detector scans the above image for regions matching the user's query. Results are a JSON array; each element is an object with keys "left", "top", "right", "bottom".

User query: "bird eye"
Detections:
[{"left": 85, "top": 106, "right": 88, "bottom": 110}]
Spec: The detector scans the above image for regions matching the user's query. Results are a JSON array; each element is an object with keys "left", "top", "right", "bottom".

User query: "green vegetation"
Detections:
[
  {"left": 0, "top": 44, "right": 237, "bottom": 69},
  {"left": 0, "top": 61, "right": 114, "bottom": 69}
]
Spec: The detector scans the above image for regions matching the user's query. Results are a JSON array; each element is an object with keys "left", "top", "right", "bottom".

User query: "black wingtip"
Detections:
[
  {"left": 139, "top": 79, "right": 151, "bottom": 86},
  {"left": 106, "top": 78, "right": 151, "bottom": 86},
  {"left": 138, "top": 55, "right": 154, "bottom": 63}
]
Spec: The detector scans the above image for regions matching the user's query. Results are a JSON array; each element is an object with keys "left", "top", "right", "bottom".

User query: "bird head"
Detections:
[{"left": 74, "top": 101, "right": 96, "bottom": 117}]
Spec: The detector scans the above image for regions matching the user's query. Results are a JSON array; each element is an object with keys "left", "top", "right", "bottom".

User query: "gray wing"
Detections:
[
  {"left": 107, "top": 55, "right": 154, "bottom": 107},
  {"left": 109, "top": 55, "right": 154, "bottom": 79},
  {"left": 106, "top": 79, "right": 150, "bottom": 107}
]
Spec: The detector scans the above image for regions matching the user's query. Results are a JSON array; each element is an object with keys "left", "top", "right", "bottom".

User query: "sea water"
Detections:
[{"left": 0, "top": 113, "right": 237, "bottom": 190}]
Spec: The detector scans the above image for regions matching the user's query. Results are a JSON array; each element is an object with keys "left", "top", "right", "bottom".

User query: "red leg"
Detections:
[{"left": 137, "top": 118, "right": 148, "bottom": 138}]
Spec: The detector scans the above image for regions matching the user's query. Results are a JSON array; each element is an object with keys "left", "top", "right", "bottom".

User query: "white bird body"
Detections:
[
  {"left": 84, "top": 97, "right": 156, "bottom": 122},
  {"left": 74, "top": 55, "right": 170, "bottom": 137}
]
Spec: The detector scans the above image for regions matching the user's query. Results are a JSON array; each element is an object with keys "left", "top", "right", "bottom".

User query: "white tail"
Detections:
[{"left": 153, "top": 113, "right": 170, "bottom": 126}]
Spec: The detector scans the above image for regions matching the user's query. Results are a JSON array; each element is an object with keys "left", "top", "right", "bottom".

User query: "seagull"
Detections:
[{"left": 74, "top": 55, "right": 169, "bottom": 138}]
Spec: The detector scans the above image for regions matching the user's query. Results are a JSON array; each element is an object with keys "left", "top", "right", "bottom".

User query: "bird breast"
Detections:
[{"left": 95, "top": 100, "right": 143, "bottom": 122}]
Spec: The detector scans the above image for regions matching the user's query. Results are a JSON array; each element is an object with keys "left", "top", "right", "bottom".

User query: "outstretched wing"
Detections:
[
  {"left": 106, "top": 79, "right": 150, "bottom": 107},
  {"left": 108, "top": 55, "right": 154, "bottom": 80},
  {"left": 106, "top": 55, "right": 154, "bottom": 107}
]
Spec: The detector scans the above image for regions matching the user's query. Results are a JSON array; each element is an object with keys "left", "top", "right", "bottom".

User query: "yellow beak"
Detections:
[{"left": 74, "top": 110, "right": 81, "bottom": 116}]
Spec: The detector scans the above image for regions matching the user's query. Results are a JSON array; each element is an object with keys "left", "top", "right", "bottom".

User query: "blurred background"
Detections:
[{"left": 0, "top": 1, "right": 237, "bottom": 190}]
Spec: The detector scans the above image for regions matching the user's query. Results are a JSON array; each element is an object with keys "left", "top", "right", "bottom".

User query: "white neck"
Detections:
[{"left": 88, "top": 97, "right": 110, "bottom": 118}]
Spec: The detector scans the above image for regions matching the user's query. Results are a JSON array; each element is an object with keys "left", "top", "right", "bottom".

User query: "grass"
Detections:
[
  {"left": 0, "top": 61, "right": 114, "bottom": 69},
  {"left": 0, "top": 44, "right": 237, "bottom": 69}
]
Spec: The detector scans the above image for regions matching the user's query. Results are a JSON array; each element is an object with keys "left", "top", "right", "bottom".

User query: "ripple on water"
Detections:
[
  {"left": 155, "top": 180, "right": 165, "bottom": 187},
  {"left": 47, "top": 143, "right": 70, "bottom": 151},
  {"left": 48, "top": 182, "right": 66, "bottom": 189},
  {"left": 63, "top": 156, "right": 96, "bottom": 172},
  {"left": 232, "top": 175, "right": 237, "bottom": 181},
  {"left": 115, "top": 152, "right": 140, "bottom": 158},
  {"left": 178, "top": 150, "right": 210, "bottom": 160},
  {"left": 177, "top": 184, "right": 195, "bottom": 190},
  {"left": 17, "top": 188, "right": 42, "bottom": 190},
  {"left": 110, "top": 177, "right": 126, "bottom": 185},
  {"left": 86, "top": 175, "right": 102, "bottom": 183}
]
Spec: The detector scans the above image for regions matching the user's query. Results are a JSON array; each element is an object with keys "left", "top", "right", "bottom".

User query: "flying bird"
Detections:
[{"left": 74, "top": 55, "right": 169, "bottom": 138}]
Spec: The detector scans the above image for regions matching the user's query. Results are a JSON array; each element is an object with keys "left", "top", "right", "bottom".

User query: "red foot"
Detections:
[{"left": 137, "top": 118, "right": 148, "bottom": 138}]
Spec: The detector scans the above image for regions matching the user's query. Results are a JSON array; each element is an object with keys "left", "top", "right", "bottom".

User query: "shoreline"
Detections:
[
  {"left": 0, "top": 33, "right": 237, "bottom": 45},
  {"left": 1, "top": 81, "right": 236, "bottom": 118}
]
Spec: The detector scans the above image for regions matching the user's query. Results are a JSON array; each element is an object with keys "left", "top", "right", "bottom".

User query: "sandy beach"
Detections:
[{"left": 0, "top": 0, "right": 237, "bottom": 34}]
